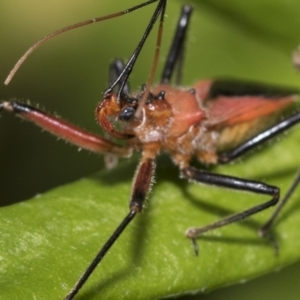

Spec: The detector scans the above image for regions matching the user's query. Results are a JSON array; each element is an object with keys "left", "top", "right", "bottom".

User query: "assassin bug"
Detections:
[{"left": 1, "top": 0, "right": 300, "bottom": 299}]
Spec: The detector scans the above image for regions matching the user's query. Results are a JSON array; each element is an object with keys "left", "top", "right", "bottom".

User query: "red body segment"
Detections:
[
  {"left": 151, "top": 84, "right": 206, "bottom": 137},
  {"left": 194, "top": 80, "right": 297, "bottom": 127},
  {"left": 193, "top": 80, "right": 298, "bottom": 152}
]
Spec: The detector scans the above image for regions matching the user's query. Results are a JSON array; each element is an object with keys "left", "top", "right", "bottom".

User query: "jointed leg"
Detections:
[
  {"left": 65, "top": 156, "right": 155, "bottom": 300},
  {"left": 0, "top": 101, "right": 131, "bottom": 157},
  {"left": 259, "top": 169, "right": 300, "bottom": 249},
  {"left": 181, "top": 166, "right": 279, "bottom": 254},
  {"left": 216, "top": 110, "right": 300, "bottom": 249}
]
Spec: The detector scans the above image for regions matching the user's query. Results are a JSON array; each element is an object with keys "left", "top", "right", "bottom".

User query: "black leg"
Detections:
[
  {"left": 259, "top": 168, "right": 300, "bottom": 250},
  {"left": 64, "top": 157, "right": 155, "bottom": 300},
  {"left": 160, "top": 5, "right": 193, "bottom": 84},
  {"left": 181, "top": 166, "right": 279, "bottom": 254},
  {"left": 218, "top": 111, "right": 300, "bottom": 163}
]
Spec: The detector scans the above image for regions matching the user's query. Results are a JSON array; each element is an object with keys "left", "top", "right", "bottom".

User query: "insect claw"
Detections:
[
  {"left": 190, "top": 238, "right": 199, "bottom": 256},
  {"left": 186, "top": 228, "right": 199, "bottom": 255},
  {"left": 258, "top": 227, "right": 279, "bottom": 256},
  {"left": 217, "top": 153, "right": 231, "bottom": 164}
]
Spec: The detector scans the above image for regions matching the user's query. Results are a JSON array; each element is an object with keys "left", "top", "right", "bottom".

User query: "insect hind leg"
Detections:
[
  {"left": 181, "top": 166, "right": 279, "bottom": 255},
  {"left": 259, "top": 169, "right": 300, "bottom": 253},
  {"left": 216, "top": 110, "right": 300, "bottom": 251}
]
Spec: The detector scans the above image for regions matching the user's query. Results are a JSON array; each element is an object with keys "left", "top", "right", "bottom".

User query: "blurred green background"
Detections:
[{"left": 1, "top": 0, "right": 300, "bottom": 299}]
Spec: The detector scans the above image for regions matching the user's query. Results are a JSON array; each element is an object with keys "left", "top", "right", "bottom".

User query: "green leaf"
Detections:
[
  {"left": 1, "top": 1, "right": 300, "bottom": 300},
  {"left": 1, "top": 128, "right": 300, "bottom": 300}
]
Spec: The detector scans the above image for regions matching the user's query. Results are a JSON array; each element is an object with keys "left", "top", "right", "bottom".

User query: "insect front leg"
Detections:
[
  {"left": 65, "top": 155, "right": 155, "bottom": 300},
  {"left": 181, "top": 166, "right": 279, "bottom": 255},
  {"left": 0, "top": 101, "right": 131, "bottom": 157}
]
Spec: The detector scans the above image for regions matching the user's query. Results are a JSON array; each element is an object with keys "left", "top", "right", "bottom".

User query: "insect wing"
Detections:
[{"left": 195, "top": 79, "right": 299, "bottom": 152}]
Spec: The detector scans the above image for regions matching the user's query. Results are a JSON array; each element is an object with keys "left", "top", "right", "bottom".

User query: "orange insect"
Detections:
[{"left": 1, "top": 0, "right": 300, "bottom": 299}]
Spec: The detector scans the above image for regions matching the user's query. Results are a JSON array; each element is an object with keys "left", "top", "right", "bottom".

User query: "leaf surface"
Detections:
[{"left": 1, "top": 1, "right": 300, "bottom": 300}]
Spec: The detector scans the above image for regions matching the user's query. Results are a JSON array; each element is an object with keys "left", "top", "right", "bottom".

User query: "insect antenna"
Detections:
[
  {"left": 106, "top": 0, "right": 167, "bottom": 104},
  {"left": 4, "top": 0, "right": 159, "bottom": 85},
  {"left": 133, "top": 0, "right": 167, "bottom": 117}
]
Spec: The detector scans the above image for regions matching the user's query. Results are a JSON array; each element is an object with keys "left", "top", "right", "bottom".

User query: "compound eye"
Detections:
[{"left": 119, "top": 106, "right": 135, "bottom": 121}]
